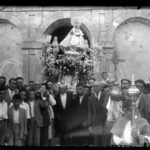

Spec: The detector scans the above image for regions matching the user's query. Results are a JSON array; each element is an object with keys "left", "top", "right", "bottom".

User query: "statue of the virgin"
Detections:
[{"left": 60, "top": 20, "right": 85, "bottom": 49}]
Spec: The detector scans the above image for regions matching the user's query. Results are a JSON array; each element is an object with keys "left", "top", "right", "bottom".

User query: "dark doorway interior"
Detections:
[
  {"left": 50, "top": 25, "right": 90, "bottom": 47},
  {"left": 45, "top": 18, "right": 91, "bottom": 47},
  {"left": 50, "top": 26, "right": 72, "bottom": 44}
]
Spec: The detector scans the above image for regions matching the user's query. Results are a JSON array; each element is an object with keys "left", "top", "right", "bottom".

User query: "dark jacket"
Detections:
[
  {"left": 38, "top": 94, "right": 50, "bottom": 127},
  {"left": 88, "top": 93, "right": 107, "bottom": 127},
  {"left": 28, "top": 98, "right": 48, "bottom": 127},
  {"left": 53, "top": 92, "right": 74, "bottom": 135},
  {"left": 138, "top": 93, "right": 150, "bottom": 123},
  {"left": 69, "top": 94, "right": 89, "bottom": 130}
]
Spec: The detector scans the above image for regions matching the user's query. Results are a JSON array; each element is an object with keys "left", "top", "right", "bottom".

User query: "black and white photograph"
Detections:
[{"left": 0, "top": 6, "right": 150, "bottom": 147}]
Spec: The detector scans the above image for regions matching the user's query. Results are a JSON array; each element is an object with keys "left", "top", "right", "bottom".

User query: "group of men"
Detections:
[
  {"left": 0, "top": 76, "right": 55, "bottom": 146},
  {"left": 1, "top": 71, "right": 150, "bottom": 146},
  {"left": 52, "top": 72, "right": 150, "bottom": 146}
]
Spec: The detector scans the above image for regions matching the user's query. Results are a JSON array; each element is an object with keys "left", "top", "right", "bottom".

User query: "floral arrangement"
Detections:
[{"left": 41, "top": 44, "right": 104, "bottom": 83}]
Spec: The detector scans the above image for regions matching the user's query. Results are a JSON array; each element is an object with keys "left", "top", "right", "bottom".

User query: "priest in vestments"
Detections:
[{"left": 110, "top": 98, "right": 150, "bottom": 146}]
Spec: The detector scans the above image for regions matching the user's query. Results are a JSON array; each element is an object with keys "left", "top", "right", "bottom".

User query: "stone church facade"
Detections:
[{"left": 0, "top": 7, "right": 150, "bottom": 84}]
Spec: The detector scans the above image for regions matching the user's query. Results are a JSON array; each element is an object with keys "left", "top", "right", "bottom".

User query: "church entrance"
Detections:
[
  {"left": 42, "top": 18, "right": 93, "bottom": 84},
  {"left": 44, "top": 18, "right": 91, "bottom": 47}
]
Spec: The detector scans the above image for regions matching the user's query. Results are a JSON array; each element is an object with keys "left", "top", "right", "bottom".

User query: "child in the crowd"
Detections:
[{"left": 6, "top": 94, "right": 27, "bottom": 146}]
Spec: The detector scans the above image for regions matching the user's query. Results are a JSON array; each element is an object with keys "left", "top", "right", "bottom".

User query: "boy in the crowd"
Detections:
[{"left": 6, "top": 94, "right": 27, "bottom": 146}]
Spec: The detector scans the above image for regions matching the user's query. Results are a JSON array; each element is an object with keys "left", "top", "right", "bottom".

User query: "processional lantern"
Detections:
[
  {"left": 125, "top": 74, "right": 140, "bottom": 127},
  {"left": 110, "top": 81, "right": 122, "bottom": 101}
]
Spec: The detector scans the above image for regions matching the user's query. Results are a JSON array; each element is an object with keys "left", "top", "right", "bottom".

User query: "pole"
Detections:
[{"left": 131, "top": 101, "right": 135, "bottom": 128}]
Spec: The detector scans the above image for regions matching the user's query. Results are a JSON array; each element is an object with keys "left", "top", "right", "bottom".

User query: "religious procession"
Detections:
[{"left": 0, "top": 7, "right": 150, "bottom": 147}]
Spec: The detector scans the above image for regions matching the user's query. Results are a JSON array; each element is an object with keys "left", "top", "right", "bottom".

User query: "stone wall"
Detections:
[
  {"left": 0, "top": 7, "right": 150, "bottom": 83},
  {"left": 0, "top": 21, "right": 22, "bottom": 83}
]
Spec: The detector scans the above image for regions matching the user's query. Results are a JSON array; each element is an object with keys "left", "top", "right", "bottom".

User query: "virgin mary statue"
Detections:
[{"left": 60, "top": 21, "right": 85, "bottom": 49}]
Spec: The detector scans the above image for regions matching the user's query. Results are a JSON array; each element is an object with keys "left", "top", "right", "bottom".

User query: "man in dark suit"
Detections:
[
  {"left": 88, "top": 81, "right": 107, "bottom": 146},
  {"left": 53, "top": 83, "right": 74, "bottom": 146},
  {"left": 136, "top": 79, "right": 150, "bottom": 124},
  {"left": 5, "top": 78, "right": 17, "bottom": 107},
  {"left": 0, "top": 76, "right": 6, "bottom": 91},
  {"left": 135, "top": 79, "right": 145, "bottom": 110},
  {"left": 16, "top": 77, "right": 25, "bottom": 92},
  {"left": 67, "top": 83, "right": 91, "bottom": 146}
]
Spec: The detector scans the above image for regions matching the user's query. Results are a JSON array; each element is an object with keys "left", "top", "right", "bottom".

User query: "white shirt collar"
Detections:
[
  {"left": 79, "top": 95, "right": 84, "bottom": 104},
  {"left": 60, "top": 93, "right": 67, "bottom": 109},
  {"left": 95, "top": 91, "right": 101, "bottom": 100}
]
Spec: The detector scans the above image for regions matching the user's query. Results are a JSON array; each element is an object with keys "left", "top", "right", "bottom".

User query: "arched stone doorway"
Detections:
[
  {"left": 113, "top": 17, "right": 150, "bottom": 82},
  {"left": 44, "top": 18, "right": 91, "bottom": 47}
]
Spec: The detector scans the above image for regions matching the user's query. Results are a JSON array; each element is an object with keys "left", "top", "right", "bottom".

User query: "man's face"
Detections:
[
  {"left": 0, "top": 91, "right": 5, "bottom": 102},
  {"left": 29, "top": 82, "right": 35, "bottom": 89},
  {"left": 9, "top": 80, "right": 16, "bottom": 90},
  {"left": 13, "top": 99, "right": 21, "bottom": 109},
  {"left": 17, "top": 79, "right": 23, "bottom": 89},
  {"left": 136, "top": 82, "right": 144, "bottom": 93},
  {"left": 76, "top": 86, "right": 84, "bottom": 96},
  {"left": 29, "top": 91, "right": 35, "bottom": 100},
  {"left": 121, "top": 80, "right": 129, "bottom": 90},
  {"left": 89, "top": 80, "right": 94, "bottom": 86},
  {"left": 102, "top": 73, "right": 108, "bottom": 80},
  {"left": 53, "top": 84, "right": 59, "bottom": 93},
  {"left": 60, "top": 86, "right": 67, "bottom": 94},
  {"left": 40, "top": 85, "right": 47, "bottom": 93},
  {"left": 20, "top": 91, "right": 26, "bottom": 101},
  {"left": 0, "top": 78, "right": 5, "bottom": 86},
  {"left": 47, "top": 82, "right": 53, "bottom": 89},
  {"left": 104, "top": 87, "right": 110, "bottom": 93},
  {"left": 84, "top": 87, "right": 90, "bottom": 94}
]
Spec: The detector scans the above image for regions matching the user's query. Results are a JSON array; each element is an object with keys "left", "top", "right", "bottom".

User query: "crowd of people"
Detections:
[{"left": 0, "top": 72, "right": 150, "bottom": 146}]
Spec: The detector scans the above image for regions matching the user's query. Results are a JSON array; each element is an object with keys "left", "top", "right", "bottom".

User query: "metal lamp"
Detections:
[{"left": 125, "top": 75, "right": 140, "bottom": 127}]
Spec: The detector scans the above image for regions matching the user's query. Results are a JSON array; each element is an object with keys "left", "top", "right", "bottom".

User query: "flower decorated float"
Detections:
[{"left": 40, "top": 18, "right": 104, "bottom": 89}]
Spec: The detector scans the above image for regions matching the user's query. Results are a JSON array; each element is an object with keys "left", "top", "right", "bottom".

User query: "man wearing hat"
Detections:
[
  {"left": 0, "top": 88, "right": 8, "bottom": 145},
  {"left": 110, "top": 98, "right": 150, "bottom": 146}
]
